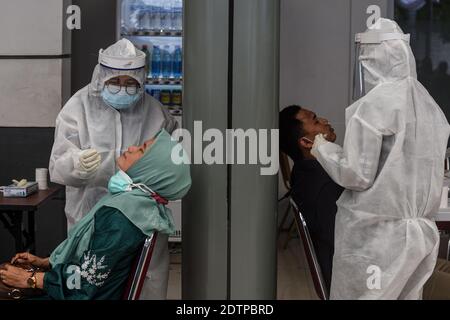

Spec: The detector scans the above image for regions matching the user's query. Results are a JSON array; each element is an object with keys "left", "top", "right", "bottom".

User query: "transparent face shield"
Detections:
[
  {"left": 90, "top": 64, "right": 146, "bottom": 97},
  {"left": 353, "top": 43, "right": 366, "bottom": 101},
  {"left": 352, "top": 31, "right": 410, "bottom": 101}
]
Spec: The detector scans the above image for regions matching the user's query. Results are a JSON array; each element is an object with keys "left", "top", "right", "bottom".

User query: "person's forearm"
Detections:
[
  {"left": 40, "top": 257, "right": 50, "bottom": 269},
  {"left": 36, "top": 272, "right": 45, "bottom": 290}
]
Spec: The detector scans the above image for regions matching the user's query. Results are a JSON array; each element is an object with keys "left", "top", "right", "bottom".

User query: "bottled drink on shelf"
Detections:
[
  {"left": 172, "top": 90, "right": 182, "bottom": 106},
  {"left": 129, "top": 0, "right": 144, "bottom": 31},
  {"left": 141, "top": 44, "right": 151, "bottom": 77},
  {"left": 140, "top": 2, "right": 151, "bottom": 30},
  {"left": 160, "top": 0, "right": 172, "bottom": 31},
  {"left": 151, "top": 45, "right": 162, "bottom": 78},
  {"left": 160, "top": 89, "right": 172, "bottom": 105},
  {"left": 149, "top": 0, "right": 161, "bottom": 31},
  {"left": 171, "top": 0, "right": 183, "bottom": 31},
  {"left": 162, "top": 45, "right": 172, "bottom": 79},
  {"left": 150, "top": 88, "right": 161, "bottom": 101},
  {"left": 172, "top": 45, "right": 182, "bottom": 80}
]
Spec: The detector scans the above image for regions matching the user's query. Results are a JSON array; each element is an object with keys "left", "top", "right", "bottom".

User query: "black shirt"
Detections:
[{"left": 290, "top": 159, "right": 344, "bottom": 291}]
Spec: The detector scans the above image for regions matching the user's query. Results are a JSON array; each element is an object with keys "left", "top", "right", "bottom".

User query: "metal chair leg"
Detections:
[{"left": 447, "top": 238, "right": 450, "bottom": 261}]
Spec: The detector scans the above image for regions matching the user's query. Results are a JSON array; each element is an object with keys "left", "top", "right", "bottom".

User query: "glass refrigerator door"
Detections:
[
  {"left": 119, "top": 0, "right": 183, "bottom": 117},
  {"left": 118, "top": 0, "right": 183, "bottom": 243}
]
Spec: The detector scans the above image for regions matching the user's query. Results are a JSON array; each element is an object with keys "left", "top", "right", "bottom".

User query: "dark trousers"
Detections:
[{"left": 310, "top": 233, "right": 333, "bottom": 293}]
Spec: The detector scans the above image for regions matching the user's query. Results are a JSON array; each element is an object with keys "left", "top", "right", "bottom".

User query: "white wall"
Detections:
[
  {"left": 280, "top": 0, "right": 392, "bottom": 143},
  {"left": 280, "top": 0, "right": 351, "bottom": 146},
  {"left": 0, "top": 0, "right": 71, "bottom": 55},
  {"left": 0, "top": 59, "right": 70, "bottom": 127},
  {"left": 0, "top": 0, "right": 71, "bottom": 127},
  {"left": 278, "top": 0, "right": 393, "bottom": 201}
]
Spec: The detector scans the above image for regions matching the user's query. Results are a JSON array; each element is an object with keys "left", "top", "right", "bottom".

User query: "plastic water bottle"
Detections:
[
  {"left": 151, "top": 45, "right": 162, "bottom": 78},
  {"left": 141, "top": 5, "right": 151, "bottom": 30},
  {"left": 141, "top": 44, "right": 151, "bottom": 77},
  {"left": 150, "top": 0, "right": 161, "bottom": 31},
  {"left": 129, "top": 0, "right": 143, "bottom": 31},
  {"left": 160, "top": 0, "right": 172, "bottom": 31},
  {"left": 162, "top": 45, "right": 172, "bottom": 79},
  {"left": 171, "top": 0, "right": 182, "bottom": 31},
  {"left": 172, "top": 45, "right": 182, "bottom": 79}
]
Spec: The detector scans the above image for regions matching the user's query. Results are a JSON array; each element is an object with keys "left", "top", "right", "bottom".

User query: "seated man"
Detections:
[
  {"left": 279, "top": 105, "right": 342, "bottom": 292},
  {"left": 0, "top": 129, "right": 191, "bottom": 300},
  {"left": 279, "top": 104, "right": 450, "bottom": 299}
]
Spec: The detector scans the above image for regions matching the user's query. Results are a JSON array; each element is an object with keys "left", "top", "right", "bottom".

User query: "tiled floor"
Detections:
[
  {"left": 166, "top": 233, "right": 318, "bottom": 300},
  {"left": 277, "top": 232, "right": 319, "bottom": 300},
  {"left": 167, "top": 245, "right": 182, "bottom": 300}
]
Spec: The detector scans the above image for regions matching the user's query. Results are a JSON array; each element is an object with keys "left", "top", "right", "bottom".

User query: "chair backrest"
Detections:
[
  {"left": 279, "top": 152, "right": 292, "bottom": 190},
  {"left": 447, "top": 238, "right": 450, "bottom": 261},
  {"left": 289, "top": 198, "right": 329, "bottom": 300},
  {"left": 123, "top": 232, "right": 158, "bottom": 300}
]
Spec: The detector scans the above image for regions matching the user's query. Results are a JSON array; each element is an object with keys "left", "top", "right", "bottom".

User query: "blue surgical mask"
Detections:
[
  {"left": 101, "top": 87, "right": 142, "bottom": 110},
  {"left": 108, "top": 169, "right": 157, "bottom": 196},
  {"left": 108, "top": 170, "right": 134, "bottom": 194}
]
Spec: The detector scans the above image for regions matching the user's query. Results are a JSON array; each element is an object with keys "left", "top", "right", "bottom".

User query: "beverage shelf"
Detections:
[
  {"left": 146, "top": 78, "right": 183, "bottom": 85},
  {"left": 121, "top": 30, "right": 182, "bottom": 37}
]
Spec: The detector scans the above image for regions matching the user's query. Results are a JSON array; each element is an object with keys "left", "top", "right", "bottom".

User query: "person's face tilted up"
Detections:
[
  {"left": 280, "top": 105, "right": 336, "bottom": 161},
  {"left": 117, "top": 137, "right": 156, "bottom": 172}
]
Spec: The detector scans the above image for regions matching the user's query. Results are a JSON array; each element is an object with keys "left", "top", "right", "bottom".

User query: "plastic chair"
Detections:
[
  {"left": 122, "top": 232, "right": 158, "bottom": 300},
  {"left": 278, "top": 152, "right": 292, "bottom": 234},
  {"left": 289, "top": 198, "right": 329, "bottom": 300},
  {"left": 447, "top": 238, "right": 450, "bottom": 261}
]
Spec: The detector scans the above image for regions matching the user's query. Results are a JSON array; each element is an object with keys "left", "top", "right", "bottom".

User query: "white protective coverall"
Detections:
[
  {"left": 49, "top": 39, "right": 178, "bottom": 299},
  {"left": 311, "top": 18, "right": 450, "bottom": 299}
]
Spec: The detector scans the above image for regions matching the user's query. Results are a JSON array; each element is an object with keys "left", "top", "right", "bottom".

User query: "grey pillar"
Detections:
[
  {"left": 230, "top": 0, "right": 279, "bottom": 299},
  {"left": 182, "top": 0, "right": 230, "bottom": 299},
  {"left": 183, "top": 0, "right": 279, "bottom": 299}
]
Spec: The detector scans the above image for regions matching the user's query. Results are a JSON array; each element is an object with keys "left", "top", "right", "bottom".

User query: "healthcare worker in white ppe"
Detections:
[
  {"left": 49, "top": 38, "right": 178, "bottom": 300},
  {"left": 311, "top": 18, "right": 450, "bottom": 299}
]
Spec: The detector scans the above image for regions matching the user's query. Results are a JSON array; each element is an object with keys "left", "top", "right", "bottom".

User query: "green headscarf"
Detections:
[{"left": 50, "top": 129, "right": 191, "bottom": 266}]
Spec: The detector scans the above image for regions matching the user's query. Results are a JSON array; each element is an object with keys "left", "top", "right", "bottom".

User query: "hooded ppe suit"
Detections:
[
  {"left": 49, "top": 39, "right": 178, "bottom": 300},
  {"left": 311, "top": 18, "right": 450, "bottom": 299}
]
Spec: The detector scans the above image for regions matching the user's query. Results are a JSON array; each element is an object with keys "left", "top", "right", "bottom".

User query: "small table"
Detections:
[{"left": 0, "top": 186, "right": 63, "bottom": 254}]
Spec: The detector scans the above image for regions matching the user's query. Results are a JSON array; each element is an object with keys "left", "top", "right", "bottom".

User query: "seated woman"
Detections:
[{"left": 0, "top": 129, "right": 191, "bottom": 300}]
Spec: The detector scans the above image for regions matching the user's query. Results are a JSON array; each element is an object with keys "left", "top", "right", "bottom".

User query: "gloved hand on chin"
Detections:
[{"left": 310, "top": 133, "right": 329, "bottom": 158}]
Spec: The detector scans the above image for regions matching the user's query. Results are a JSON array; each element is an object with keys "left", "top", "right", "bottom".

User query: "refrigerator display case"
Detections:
[
  {"left": 118, "top": 0, "right": 183, "bottom": 242},
  {"left": 118, "top": 0, "right": 183, "bottom": 116}
]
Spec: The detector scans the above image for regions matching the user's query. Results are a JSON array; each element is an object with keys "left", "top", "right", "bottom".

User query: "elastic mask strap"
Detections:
[
  {"left": 132, "top": 183, "right": 169, "bottom": 205},
  {"left": 302, "top": 137, "right": 314, "bottom": 144},
  {"left": 132, "top": 183, "right": 155, "bottom": 196}
]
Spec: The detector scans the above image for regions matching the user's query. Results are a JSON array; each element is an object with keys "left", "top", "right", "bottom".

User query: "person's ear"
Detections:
[{"left": 299, "top": 137, "right": 313, "bottom": 149}]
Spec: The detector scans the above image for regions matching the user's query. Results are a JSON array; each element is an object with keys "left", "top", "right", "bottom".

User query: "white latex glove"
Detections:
[
  {"left": 311, "top": 133, "right": 328, "bottom": 158},
  {"left": 12, "top": 179, "right": 28, "bottom": 187},
  {"left": 77, "top": 149, "right": 102, "bottom": 174}
]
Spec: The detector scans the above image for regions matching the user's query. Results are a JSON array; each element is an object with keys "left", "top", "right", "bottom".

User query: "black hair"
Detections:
[{"left": 279, "top": 105, "right": 305, "bottom": 161}]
